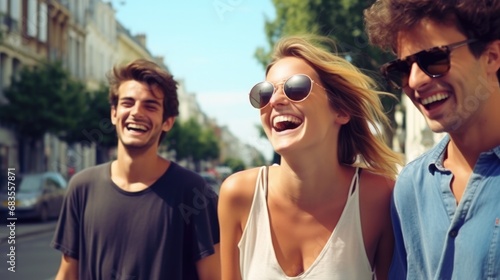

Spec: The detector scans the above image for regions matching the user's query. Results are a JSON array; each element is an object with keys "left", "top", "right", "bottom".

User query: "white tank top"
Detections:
[{"left": 238, "top": 166, "right": 374, "bottom": 279}]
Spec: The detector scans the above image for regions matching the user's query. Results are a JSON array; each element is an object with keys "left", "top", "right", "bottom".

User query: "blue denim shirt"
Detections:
[{"left": 390, "top": 135, "right": 500, "bottom": 280}]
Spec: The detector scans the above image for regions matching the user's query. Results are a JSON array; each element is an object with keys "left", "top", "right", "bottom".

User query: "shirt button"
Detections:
[{"left": 449, "top": 230, "right": 458, "bottom": 238}]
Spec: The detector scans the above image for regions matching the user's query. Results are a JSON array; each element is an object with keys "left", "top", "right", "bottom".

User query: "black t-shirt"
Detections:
[{"left": 51, "top": 161, "right": 220, "bottom": 280}]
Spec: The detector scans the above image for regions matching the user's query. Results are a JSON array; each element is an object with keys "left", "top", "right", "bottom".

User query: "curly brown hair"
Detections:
[
  {"left": 364, "top": 0, "right": 500, "bottom": 52},
  {"left": 364, "top": 0, "right": 500, "bottom": 82},
  {"left": 107, "top": 59, "right": 179, "bottom": 142}
]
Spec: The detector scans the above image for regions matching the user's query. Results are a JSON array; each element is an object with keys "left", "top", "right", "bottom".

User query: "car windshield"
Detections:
[
  {"left": 201, "top": 174, "right": 217, "bottom": 184},
  {"left": 17, "top": 175, "right": 43, "bottom": 193}
]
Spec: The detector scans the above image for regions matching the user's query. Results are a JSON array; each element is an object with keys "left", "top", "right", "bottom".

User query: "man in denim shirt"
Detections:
[{"left": 364, "top": 0, "right": 500, "bottom": 279}]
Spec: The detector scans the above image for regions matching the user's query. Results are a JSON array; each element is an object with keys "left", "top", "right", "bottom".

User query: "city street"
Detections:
[{"left": 0, "top": 221, "right": 58, "bottom": 280}]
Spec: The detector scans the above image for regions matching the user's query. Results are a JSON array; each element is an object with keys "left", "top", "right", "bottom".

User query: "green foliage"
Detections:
[
  {"left": 0, "top": 61, "right": 86, "bottom": 141},
  {"left": 223, "top": 157, "right": 246, "bottom": 173},
  {"left": 163, "top": 120, "right": 181, "bottom": 152},
  {"left": 257, "top": 124, "right": 266, "bottom": 138},
  {"left": 256, "top": 123, "right": 281, "bottom": 164},
  {"left": 257, "top": 0, "right": 396, "bottom": 72},
  {"left": 175, "top": 118, "right": 202, "bottom": 160},
  {"left": 251, "top": 152, "right": 268, "bottom": 167},
  {"left": 256, "top": 0, "right": 400, "bottom": 145},
  {"left": 64, "top": 85, "right": 117, "bottom": 148},
  {"left": 163, "top": 118, "right": 220, "bottom": 162},
  {"left": 199, "top": 126, "right": 220, "bottom": 161}
]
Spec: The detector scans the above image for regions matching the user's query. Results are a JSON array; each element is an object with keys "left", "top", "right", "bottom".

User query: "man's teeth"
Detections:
[
  {"left": 127, "top": 123, "right": 147, "bottom": 131},
  {"left": 421, "top": 93, "right": 449, "bottom": 105},
  {"left": 273, "top": 115, "right": 301, "bottom": 126}
]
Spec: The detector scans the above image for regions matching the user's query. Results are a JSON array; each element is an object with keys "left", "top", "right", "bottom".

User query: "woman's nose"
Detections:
[{"left": 268, "top": 84, "right": 289, "bottom": 107}]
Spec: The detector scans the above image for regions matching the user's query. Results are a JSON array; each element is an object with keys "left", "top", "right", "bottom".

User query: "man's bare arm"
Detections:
[
  {"left": 55, "top": 254, "right": 78, "bottom": 280},
  {"left": 196, "top": 244, "right": 221, "bottom": 280}
]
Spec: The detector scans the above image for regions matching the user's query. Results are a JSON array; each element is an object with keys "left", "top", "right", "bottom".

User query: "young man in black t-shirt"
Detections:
[{"left": 51, "top": 59, "right": 220, "bottom": 280}]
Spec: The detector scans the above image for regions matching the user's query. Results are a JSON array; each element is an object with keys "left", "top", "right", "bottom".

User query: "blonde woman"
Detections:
[{"left": 218, "top": 35, "right": 403, "bottom": 280}]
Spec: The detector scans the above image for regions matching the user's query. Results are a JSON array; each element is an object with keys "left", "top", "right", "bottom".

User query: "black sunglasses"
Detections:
[
  {"left": 381, "top": 38, "right": 478, "bottom": 89},
  {"left": 249, "top": 74, "right": 326, "bottom": 109}
]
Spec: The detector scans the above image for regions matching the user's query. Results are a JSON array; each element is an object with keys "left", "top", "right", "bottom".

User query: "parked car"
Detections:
[
  {"left": 199, "top": 172, "right": 221, "bottom": 194},
  {"left": 0, "top": 172, "right": 68, "bottom": 222}
]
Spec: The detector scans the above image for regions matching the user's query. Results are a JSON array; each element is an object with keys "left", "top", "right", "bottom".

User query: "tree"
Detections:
[
  {"left": 174, "top": 118, "right": 203, "bottom": 161},
  {"left": 256, "top": 0, "right": 400, "bottom": 146},
  {"left": 198, "top": 126, "right": 220, "bottom": 162},
  {"left": 163, "top": 120, "right": 181, "bottom": 153},
  {"left": 251, "top": 152, "right": 268, "bottom": 168},
  {"left": 64, "top": 85, "right": 117, "bottom": 163},
  {"left": 0, "top": 61, "right": 87, "bottom": 172},
  {"left": 163, "top": 118, "right": 221, "bottom": 169},
  {"left": 223, "top": 157, "right": 246, "bottom": 173},
  {"left": 0, "top": 61, "right": 86, "bottom": 139},
  {"left": 256, "top": 124, "right": 280, "bottom": 164}
]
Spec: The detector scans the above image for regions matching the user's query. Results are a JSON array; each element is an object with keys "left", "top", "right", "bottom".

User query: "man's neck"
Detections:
[
  {"left": 447, "top": 84, "right": 500, "bottom": 166},
  {"left": 111, "top": 144, "right": 169, "bottom": 191},
  {"left": 447, "top": 124, "right": 500, "bottom": 170}
]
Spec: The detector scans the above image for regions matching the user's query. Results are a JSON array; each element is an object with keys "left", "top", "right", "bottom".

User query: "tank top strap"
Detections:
[
  {"left": 348, "top": 167, "right": 361, "bottom": 196},
  {"left": 256, "top": 165, "right": 269, "bottom": 198}
]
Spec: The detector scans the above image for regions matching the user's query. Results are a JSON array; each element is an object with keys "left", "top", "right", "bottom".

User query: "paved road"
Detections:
[
  {"left": 0, "top": 225, "right": 59, "bottom": 280},
  {"left": 0, "top": 219, "right": 57, "bottom": 245}
]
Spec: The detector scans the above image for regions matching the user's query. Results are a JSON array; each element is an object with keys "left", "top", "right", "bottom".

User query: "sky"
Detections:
[{"left": 109, "top": 0, "right": 276, "bottom": 161}]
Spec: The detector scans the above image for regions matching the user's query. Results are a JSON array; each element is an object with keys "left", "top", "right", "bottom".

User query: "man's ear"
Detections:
[
  {"left": 485, "top": 39, "right": 500, "bottom": 75},
  {"left": 162, "top": 116, "right": 176, "bottom": 132},
  {"left": 111, "top": 106, "right": 117, "bottom": 125}
]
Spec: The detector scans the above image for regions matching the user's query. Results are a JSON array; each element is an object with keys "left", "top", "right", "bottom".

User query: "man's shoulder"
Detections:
[
  {"left": 165, "top": 162, "right": 204, "bottom": 183},
  {"left": 68, "top": 162, "right": 110, "bottom": 189},
  {"left": 159, "top": 162, "right": 211, "bottom": 197}
]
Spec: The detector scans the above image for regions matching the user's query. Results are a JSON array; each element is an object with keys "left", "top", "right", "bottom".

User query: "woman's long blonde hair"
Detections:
[{"left": 267, "top": 35, "right": 404, "bottom": 179}]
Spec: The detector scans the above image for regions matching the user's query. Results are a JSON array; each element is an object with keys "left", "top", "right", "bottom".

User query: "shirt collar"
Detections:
[
  {"left": 427, "top": 135, "right": 449, "bottom": 174},
  {"left": 427, "top": 134, "right": 500, "bottom": 173},
  {"left": 492, "top": 146, "right": 500, "bottom": 159}
]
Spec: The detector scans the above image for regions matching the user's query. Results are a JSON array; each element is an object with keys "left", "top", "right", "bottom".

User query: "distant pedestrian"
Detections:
[
  {"left": 365, "top": 0, "right": 500, "bottom": 278},
  {"left": 51, "top": 59, "right": 220, "bottom": 280},
  {"left": 66, "top": 166, "right": 75, "bottom": 179},
  {"left": 218, "top": 35, "right": 403, "bottom": 280}
]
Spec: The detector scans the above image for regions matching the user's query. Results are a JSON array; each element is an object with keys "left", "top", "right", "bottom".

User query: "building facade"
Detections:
[{"left": 0, "top": 0, "right": 264, "bottom": 176}]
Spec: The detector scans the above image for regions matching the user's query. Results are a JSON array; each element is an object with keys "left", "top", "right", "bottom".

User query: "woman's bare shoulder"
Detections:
[
  {"left": 219, "top": 167, "right": 263, "bottom": 208},
  {"left": 359, "top": 169, "right": 395, "bottom": 206}
]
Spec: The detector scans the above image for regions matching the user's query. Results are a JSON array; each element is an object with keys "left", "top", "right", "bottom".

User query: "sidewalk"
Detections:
[{"left": 0, "top": 220, "right": 57, "bottom": 245}]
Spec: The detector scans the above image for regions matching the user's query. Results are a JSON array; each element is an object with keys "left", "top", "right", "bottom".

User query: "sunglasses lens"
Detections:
[
  {"left": 249, "top": 74, "right": 314, "bottom": 109},
  {"left": 249, "top": 81, "right": 274, "bottom": 108},
  {"left": 419, "top": 49, "right": 450, "bottom": 76},
  {"left": 385, "top": 62, "right": 410, "bottom": 88},
  {"left": 284, "top": 75, "right": 312, "bottom": 101},
  {"left": 384, "top": 48, "right": 451, "bottom": 89}
]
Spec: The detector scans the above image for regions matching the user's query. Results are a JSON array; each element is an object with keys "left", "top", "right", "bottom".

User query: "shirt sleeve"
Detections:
[
  {"left": 389, "top": 192, "right": 407, "bottom": 279},
  {"left": 51, "top": 175, "right": 82, "bottom": 259},
  {"left": 188, "top": 182, "right": 220, "bottom": 262}
]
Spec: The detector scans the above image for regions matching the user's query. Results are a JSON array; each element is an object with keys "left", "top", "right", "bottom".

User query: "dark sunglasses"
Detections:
[
  {"left": 249, "top": 74, "right": 326, "bottom": 109},
  {"left": 381, "top": 38, "right": 478, "bottom": 89}
]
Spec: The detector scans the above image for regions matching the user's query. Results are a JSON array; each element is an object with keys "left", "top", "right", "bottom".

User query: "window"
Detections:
[
  {"left": 38, "top": 2, "right": 47, "bottom": 42},
  {"left": 0, "top": 0, "right": 7, "bottom": 14},
  {"left": 27, "top": 0, "right": 37, "bottom": 37},
  {"left": 9, "top": 0, "right": 20, "bottom": 21},
  {"left": 1, "top": 0, "right": 21, "bottom": 33}
]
